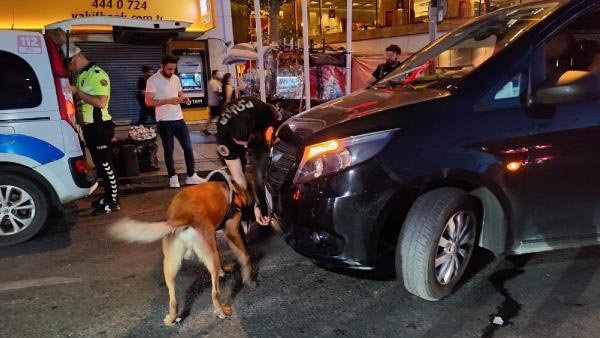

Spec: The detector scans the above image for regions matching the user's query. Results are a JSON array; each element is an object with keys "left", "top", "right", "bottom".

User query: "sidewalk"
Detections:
[{"left": 112, "top": 122, "right": 223, "bottom": 186}]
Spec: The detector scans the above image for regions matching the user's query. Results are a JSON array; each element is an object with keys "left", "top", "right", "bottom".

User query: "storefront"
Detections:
[
  {"left": 303, "top": 0, "right": 540, "bottom": 35},
  {"left": 271, "top": 0, "right": 540, "bottom": 53},
  {"left": 1, "top": 0, "right": 216, "bottom": 124}
]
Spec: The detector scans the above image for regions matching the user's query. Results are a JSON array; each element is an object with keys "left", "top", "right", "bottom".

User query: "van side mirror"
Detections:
[{"left": 531, "top": 71, "right": 600, "bottom": 105}]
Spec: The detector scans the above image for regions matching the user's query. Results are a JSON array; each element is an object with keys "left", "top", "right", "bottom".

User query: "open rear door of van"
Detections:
[{"left": 43, "top": 16, "right": 192, "bottom": 59}]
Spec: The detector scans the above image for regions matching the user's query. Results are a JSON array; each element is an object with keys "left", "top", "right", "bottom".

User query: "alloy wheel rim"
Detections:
[
  {"left": 0, "top": 185, "right": 36, "bottom": 236},
  {"left": 434, "top": 210, "right": 475, "bottom": 285}
]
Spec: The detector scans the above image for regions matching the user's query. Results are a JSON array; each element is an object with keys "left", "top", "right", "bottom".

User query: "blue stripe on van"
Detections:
[{"left": 0, "top": 134, "right": 64, "bottom": 165}]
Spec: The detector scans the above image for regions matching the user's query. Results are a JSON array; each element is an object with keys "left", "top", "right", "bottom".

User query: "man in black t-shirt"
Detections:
[
  {"left": 369, "top": 44, "right": 402, "bottom": 85},
  {"left": 216, "top": 96, "right": 278, "bottom": 226},
  {"left": 137, "top": 65, "right": 155, "bottom": 125}
]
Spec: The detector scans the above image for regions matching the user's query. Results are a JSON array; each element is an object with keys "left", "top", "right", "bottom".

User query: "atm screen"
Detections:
[
  {"left": 180, "top": 73, "right": 203, "bottom": 92},
  {"left": 174, "top": 51, "right": 206, "bottom": 105}
]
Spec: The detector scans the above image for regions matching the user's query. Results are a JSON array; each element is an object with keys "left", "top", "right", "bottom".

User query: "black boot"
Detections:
[{"left": 91, "top": 202, "right": 120, "bottom": 216}]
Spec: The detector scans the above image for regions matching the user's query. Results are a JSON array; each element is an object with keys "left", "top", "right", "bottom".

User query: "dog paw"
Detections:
[
  {"left": 244, "top": 279, "right": 257, "bottom": 288},
  {"left": 164, "top": 314, "right": 181, "bottom": 326},
  {"left": 222, "top": 263, "right": 234, "bottom": 273},
  {"left": 215, "top": 305, "right": 232, "bottom": 318}
]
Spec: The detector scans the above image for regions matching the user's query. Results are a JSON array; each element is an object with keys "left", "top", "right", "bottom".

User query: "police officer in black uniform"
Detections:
[{"left": 216, "top": 96, "right": 278, "bottom": 226}]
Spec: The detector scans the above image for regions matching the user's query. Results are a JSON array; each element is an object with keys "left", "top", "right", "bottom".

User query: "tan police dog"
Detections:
[{"left": 108, "top": 173, "right": 254, "bottom": 324}]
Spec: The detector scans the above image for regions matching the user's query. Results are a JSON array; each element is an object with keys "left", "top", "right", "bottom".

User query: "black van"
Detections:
[{"left": 266, "top": 0, "right": 600, "bottom": 301}]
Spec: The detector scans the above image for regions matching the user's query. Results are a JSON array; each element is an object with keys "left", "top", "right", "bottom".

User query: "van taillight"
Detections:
[
  {"left": 57, "top": 78, "right": 77, "bottom": 126},
  {"left": 73, "top": 158, "right": 87, "bottom": 174},
  {"left": 44, "top": 35, "right": 77, "bottom": 130}
]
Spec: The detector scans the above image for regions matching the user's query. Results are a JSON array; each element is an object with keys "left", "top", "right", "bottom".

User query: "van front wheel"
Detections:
[
  {"left": 396, "top": 187, "right": 478, "bottom": 301},
  {"left": 0, "top": 174, "right": 49, "bottom": 246}
]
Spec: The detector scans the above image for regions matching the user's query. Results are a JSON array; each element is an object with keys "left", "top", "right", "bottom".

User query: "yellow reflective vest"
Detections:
[{"left": 76, "top": 63, "right": 112, "bottom": 124}]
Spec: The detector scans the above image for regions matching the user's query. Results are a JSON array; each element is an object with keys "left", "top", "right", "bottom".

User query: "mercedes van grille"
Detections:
[{"left": 269, "top": 140, "right": 298, "bottom": 189}]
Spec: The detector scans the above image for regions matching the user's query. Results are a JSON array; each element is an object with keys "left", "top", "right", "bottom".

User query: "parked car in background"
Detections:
[{"left": 266, "top": 0, "right": 600, "bottom": 300}]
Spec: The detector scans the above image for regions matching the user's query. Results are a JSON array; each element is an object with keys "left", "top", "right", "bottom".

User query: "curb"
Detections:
[{"left": 117, "top": 170, "right": 215, "bottom": 186}]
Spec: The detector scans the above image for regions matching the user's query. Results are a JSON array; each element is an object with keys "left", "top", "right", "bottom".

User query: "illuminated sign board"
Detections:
[{"left": 0, "top": 0, "right": 215, "bottom": 32}]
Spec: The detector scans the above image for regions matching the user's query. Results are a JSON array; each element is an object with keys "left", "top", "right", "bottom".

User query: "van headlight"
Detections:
[{"left": 293, "top": 129, "right": 397, "bottom": 184}]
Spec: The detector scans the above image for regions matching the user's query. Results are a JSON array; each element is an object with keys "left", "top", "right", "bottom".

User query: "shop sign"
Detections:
[{"left": 0, "top": 0, "right": 214, "bottom": 32}]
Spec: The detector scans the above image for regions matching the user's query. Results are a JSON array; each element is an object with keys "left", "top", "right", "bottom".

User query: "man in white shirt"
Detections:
[
  {"left": 203, "top": 70, "right": 222, "bottom": 135},
  {"left": 145, "top": 54, "right": 205, "bottom": 188}
]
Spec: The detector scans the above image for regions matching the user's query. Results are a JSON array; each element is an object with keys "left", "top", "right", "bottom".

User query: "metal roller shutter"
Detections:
[{"left": 77, "top": 42, "right": 165, "bottom": 125}]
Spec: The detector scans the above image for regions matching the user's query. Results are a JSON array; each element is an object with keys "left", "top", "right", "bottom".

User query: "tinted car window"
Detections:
[
  {"left": 541, "top": 9, "right": 600, "bottom": 86},
  {"left": 376, "top": 2, "right": 560, "bottom": 89},
  {"left": 0, "top": 51, "right": 42, "bottom": 110},
  {"left": 478, "top": 70, "right": 529, "bottom": 110}
]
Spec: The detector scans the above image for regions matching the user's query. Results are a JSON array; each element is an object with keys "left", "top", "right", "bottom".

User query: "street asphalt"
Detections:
[{"left": 2, "top": 183, "right": 600, "bottom": 337}]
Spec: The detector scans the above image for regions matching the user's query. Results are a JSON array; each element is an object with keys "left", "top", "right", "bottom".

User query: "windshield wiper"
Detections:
[
  {"left": 379, "top": 62, "right": 430, "bottom": 89},
  {"left": 382, "top": 79, "right": 417, "bottom": 90}
]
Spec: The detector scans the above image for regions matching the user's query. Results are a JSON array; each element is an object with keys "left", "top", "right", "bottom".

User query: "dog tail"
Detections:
[{"left": 108, "top": 217, "right": 175, "bottom": 243}]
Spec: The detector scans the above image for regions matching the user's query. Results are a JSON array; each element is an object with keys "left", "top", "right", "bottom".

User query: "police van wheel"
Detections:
[{"left": 0, "top": 174, "right": 49, "bottom": 246}]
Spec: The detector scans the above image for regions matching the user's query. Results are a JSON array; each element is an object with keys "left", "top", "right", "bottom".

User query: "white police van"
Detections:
[
  {"left": 0, "top": 17, "right": 191, "bottom": 245},
  {"left": 0, "top": 29, "right": 96, "bottom": 246}
]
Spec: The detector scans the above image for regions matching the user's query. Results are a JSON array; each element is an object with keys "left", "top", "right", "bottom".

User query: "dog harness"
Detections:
[{"left": 206, "top": 168, "right": 244, "bottom": 229}]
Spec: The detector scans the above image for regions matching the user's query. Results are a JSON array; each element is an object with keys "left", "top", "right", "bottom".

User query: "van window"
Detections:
[
  {"left": 0, "top": 51, "right": 42, "bottom": 110},
  {"left": 540, "top": 9, "right": 600, "bottom": 87},
  {"left": 479, "top": 70, "right": 528, "bottom": 110},
  {"left": 494, "top": 73, "right": 524, "bottom": 100},
  {"left": 376, "top": 2, "right": 559, "bottom": 90}
]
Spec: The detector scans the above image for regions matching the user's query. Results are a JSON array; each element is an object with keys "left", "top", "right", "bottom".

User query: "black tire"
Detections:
[
  {"left": 0, "top": 173, "right": 50, "bottom": 246},
  {"left": 396, "top": 187, "right": 479, "bottom": 301}
]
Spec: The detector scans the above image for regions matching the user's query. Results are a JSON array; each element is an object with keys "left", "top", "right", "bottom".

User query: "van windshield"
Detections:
[{"left": 376, "top": 2, "right": 560, "bottom": 89}]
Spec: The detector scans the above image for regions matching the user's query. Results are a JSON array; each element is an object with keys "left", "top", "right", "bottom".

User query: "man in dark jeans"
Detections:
[
  {"left": 137, "top": 65, "right": 155, "bottom": 125},
  {"left": 145, "top": 55, "right": 205, "bottom": 188}
]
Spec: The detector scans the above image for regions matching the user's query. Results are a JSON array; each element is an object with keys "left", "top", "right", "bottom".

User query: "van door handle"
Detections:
[
  {"left": 0, "top": 126, "right": 15, "bottom": 135},
  {"left": 0, "top": 127, "right": 16, "bottom": 145}
]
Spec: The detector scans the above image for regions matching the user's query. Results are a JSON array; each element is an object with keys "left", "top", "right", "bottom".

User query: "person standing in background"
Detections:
[
  {"left": 145, "top": 54, "right": 205, "bottom": 188},
  {"left": 65, "top": 43, "right": 120, "bottom": 215},
  {"left": 369, "top": 44, "right": 403, "bottom": 85},
  {"left": 203, "top": 70, "right": 222, "bottom": 135},
  {"left": 137, "top": 65, "right": 155, "bottom": 125},
  {"left": 221, "top": 72, "right": 235, "bottom": 105}
]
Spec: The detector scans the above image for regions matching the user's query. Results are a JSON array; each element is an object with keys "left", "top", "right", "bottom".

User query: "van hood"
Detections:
[{"left": 278, "top": 87, "right": 450, "bottom": 142}]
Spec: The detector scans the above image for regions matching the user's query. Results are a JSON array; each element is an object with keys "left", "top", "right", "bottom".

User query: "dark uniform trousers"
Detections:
[{"left": 82, "top": 120, "right": 119, "bottom": 204}]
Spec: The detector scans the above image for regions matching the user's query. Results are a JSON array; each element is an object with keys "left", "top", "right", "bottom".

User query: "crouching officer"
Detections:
[
  {"left": 65, "top": 43, "right": 120, "bottom": 215},
  {"left": 216, "top": 96, "right": 278, "bottom": 226}
]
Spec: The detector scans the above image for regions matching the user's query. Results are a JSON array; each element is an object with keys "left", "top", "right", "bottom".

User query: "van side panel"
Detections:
[
  {"left": 0, "top": 31, "right": 92, "bottom": 205},
  {"left": 1, "top": 120, "right": 68, "bottom": 159},
  {"left": 34, "top": 159, "right": 92, "bottom": 204},
  {"left": 61, "top": 120, "right": 82, "bottom": 154}
]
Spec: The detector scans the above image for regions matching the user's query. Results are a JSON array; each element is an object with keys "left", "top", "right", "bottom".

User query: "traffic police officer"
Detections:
[{"left": 65, "top": 43, "right": 120, "bottom": 215}]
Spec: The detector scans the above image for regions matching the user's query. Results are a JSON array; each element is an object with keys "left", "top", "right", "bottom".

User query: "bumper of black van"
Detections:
[{"left": 268, "top": 159, "right": 398, "bottom": 269}]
